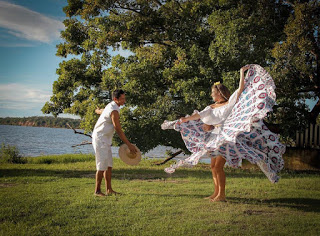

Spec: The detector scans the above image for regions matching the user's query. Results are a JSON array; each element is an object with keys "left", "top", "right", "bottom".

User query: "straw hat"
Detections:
[{"left": 118, "top": 144, "right": 141, "bottom": 165}]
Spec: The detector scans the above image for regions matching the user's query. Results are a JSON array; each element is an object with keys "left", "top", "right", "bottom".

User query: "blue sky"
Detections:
[
  {"left": 0, "top": 0, "right": 68, "bottom": 117},
  {"left": 0, "top": 0, "right": 132, "bottom": 118}
]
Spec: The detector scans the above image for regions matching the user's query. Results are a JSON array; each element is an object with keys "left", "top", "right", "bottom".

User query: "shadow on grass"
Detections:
[
  {"left": 2, "top": 167, "right": 319, "bottom": 213},
  {"left": 228, "top": 196, "right": 320, "bottom": 213},
  {"left": 0, "top": 167, "right": 269, "bottom": 180},
  {"left": 1, "top": 164, "right": 318, "bottom": 183}
]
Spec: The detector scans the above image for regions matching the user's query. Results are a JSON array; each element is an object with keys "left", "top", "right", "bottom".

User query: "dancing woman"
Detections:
[{"left": 161, "top": 65, "right": 285, "bottom": 202}]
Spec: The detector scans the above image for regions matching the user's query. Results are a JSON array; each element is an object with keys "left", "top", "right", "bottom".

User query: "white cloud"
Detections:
[
  {"left": 0, "top": 1, "right": 64, "bottom": 43},
  {"left": 0, "top": 83, "right": 51, "bottom": 110}
]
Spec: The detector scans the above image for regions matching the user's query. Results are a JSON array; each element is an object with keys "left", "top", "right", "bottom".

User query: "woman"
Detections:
[{"left": 161, "top": 64, "right": 285, "bottom": 202}]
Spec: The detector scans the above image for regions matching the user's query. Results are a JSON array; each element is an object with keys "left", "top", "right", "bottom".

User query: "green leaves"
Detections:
[
  {"left": 271, "top": 1, "right": 320, "bottom": 136},
  {"left": 44, "top": 0, "right": 319, "bottom": 151}
]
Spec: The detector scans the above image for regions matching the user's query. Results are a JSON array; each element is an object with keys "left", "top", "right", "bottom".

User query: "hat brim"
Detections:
[{"left": 118, "top": 144, "right": 141, "bottom": 165}]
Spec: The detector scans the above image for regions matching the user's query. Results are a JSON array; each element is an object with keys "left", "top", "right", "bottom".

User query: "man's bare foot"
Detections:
[
  {"left": 94, "top": 191, "right": 106, "bottom": 197},
  {"left": 210, "top": 196, "right": 227, "bottom": 202},
  {"left": 106, "top": 189, "right": 121, "bottom": 196},
  {"left": 204, "top": 193, "right": 218, "bottom": 200}
]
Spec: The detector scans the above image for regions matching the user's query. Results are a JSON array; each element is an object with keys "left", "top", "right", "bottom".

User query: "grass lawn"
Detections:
[{"left": 1, "top": 154, "right": 320, "bottom": 236}]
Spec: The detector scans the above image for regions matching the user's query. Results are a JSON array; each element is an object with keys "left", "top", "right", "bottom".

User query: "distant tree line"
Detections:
[{"left": 0, "top": 116, "right": 81, "bottom": 129}]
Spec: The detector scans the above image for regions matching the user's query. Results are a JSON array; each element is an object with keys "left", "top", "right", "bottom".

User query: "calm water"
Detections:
[{"left": 0, "top": 125, "right": 185, "bottom": 158}]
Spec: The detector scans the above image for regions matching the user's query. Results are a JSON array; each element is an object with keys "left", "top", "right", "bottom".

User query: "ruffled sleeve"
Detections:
[
  {"left": 198, "top": 89, "right": 239, "bottom": 125},
  {"left": 198, "top": 106, "right": 212, "bottom": 124}
]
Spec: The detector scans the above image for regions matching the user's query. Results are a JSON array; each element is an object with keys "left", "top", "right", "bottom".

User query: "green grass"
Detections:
[{"left": 1, "top": 154, "right": 320, "bottom": 236}]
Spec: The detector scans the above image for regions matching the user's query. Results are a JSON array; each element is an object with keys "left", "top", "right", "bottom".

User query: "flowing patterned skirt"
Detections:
[{"left": 161, "top": 64, "right": 286, "bottom": 183}]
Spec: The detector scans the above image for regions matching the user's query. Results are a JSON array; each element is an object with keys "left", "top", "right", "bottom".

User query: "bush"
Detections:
[{"left": 0, "top": 143, "right": 26, "bottom": 164}]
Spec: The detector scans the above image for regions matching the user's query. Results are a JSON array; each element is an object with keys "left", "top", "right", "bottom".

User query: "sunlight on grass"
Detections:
[{"left": 1, "top": 154, "right": 320, "bottom": 235}]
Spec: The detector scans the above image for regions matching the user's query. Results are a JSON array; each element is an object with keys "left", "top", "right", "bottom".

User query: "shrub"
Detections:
[{"left": 0, "top": 143, "right": 26, "bottom": 164}]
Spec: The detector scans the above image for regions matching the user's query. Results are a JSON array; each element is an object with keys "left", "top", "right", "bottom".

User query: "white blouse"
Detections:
[{"left": 199, "top": 89, "right": 239, "bottom": 125}]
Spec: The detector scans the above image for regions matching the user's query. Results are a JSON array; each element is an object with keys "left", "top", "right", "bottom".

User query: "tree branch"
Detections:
[
  {"left": 282, "top": 1, "right": 294, "bottom": 7},
  {"left": 114, "top": 4, "right": 147, "bottom": 16},
  {"left": 297, "top": 86, "right": 319, "bottom": 93},
  {"left": 110, "top": 9, "right": 119, "bottom": 15},
  {"left": 153, "top": 0, "right": 182, "bottom": 17},
  {"left": 153, "top": 149, "right": 183, "bottom": 165},
  {"left": 66, "top": 123, "right": 92, "bottom": 138},
  {"left": 140, "top": 40, "right": 173, "bottom": 47},
  {"left": 153, "top": 0, "right": 163, "bottom": 7},
  {"left": 174, "top": 0, "right": 183, "bottom": 11}
]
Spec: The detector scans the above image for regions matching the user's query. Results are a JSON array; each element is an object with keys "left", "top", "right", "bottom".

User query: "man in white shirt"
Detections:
[{"left": 92, "top": 89, "right": 137, "bottom": 196}]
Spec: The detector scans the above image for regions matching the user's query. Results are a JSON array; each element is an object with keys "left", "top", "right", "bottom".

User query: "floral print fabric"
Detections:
[{"left": 161, "top": 64, "right": 285, "bottom": 183}]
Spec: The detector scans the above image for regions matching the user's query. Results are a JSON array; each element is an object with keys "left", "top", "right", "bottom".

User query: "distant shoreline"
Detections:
[{"left": 0, "top": 116, "right": 81, "bottom": 129}]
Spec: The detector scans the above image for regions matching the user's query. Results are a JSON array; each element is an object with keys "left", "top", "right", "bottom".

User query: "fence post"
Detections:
[
  {"left": 296, "top": 130, "right": 300, "bottom": 148},
  {"left": 315, "top": 125, "right": 319, "bottom": 148},
  {"left": 294, "top": 123, "right": 320, "bottom": 149}
]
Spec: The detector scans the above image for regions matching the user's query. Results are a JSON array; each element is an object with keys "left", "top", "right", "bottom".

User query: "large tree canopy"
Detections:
[
  {"left": 271, "top": 0, "right": 320, "bottom": 138},
  {"left": 42, "top": 0, "right": 318, "bottom": 152}
]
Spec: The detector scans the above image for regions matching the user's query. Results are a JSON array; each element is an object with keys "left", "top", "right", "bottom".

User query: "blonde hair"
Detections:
[{"left": 212, "top": 83, "right": 231, "bottom": 101}]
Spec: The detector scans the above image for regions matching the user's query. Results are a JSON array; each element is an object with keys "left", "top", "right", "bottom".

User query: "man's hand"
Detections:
[
  {"left": 127, "top": 143, "right": 137, "bottom": 154},
  {"left": 203, "top": 124, "right": 214, "bottom": 132},
  {"left": 95, "top": 107, "right": 104, "bottom": 114}
]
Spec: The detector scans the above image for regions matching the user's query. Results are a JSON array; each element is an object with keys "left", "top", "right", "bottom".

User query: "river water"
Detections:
[
  {"left": 0, "top": 125, "right": 185, "bottom": 158},
  {"left": 1, "top": 125, "right": 319, "bottom": 169}
]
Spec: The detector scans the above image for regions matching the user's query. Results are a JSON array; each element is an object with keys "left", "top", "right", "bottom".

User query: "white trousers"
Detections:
[{"left": 92, "top": 133, "right": 113, "bottom": 170}]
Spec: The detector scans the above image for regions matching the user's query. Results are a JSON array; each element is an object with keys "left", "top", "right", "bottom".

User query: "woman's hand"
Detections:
[
  {"left": 237, "top": 64, "right": 251, "bottom": 99},
  {"left": 240, "top": 65, "right": 251, "bottom": 73},
  {"left": 179, "top": 117, "right": 189, "bottom": 123},
  {"left": 203, "top": 124, "right": 214, "bottom": 132},
  {"left": 178, "top": 113, "right": 201, "bottom": 124}
]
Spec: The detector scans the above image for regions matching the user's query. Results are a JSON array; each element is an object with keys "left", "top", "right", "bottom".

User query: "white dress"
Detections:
[{"left": 161, "top": 64, "right": 285, "bottom": 183}]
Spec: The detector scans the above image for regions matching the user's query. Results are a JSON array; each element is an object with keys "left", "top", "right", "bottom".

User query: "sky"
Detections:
[
  {"left": 0, "top": 0, "right": 69, "bottom": 117},
  {"left": 0, "top": 0, "right": 132, "bottom": 118},
  {"left": 0, "top": 0, "right": 317, "bottom": 119}
]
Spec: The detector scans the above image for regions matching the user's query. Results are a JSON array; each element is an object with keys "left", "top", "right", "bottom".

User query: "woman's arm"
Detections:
[
  {"left": 237, "top": 65, "right": 251, "bottom": 99},
  {"left": 179, "top": 113, "right": 201, "bottom": 123}
]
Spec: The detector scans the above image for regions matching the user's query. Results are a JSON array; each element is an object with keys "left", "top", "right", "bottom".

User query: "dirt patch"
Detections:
[
  {"left": 0, "top": 183, "right": 17, "bottom": 188},
  {"left": 243, "top": 209, "right": 274, "bottom": 215}
]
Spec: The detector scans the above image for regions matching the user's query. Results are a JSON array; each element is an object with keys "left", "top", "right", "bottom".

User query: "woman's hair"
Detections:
[
  {"left": 112, "top": 89, "right": 125, "bottom": 99},
  {"left": 212, "top": 83, "right": 231, "bottom": 101}
]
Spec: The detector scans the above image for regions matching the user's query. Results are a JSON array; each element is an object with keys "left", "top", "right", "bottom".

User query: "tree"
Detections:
[
  {"left": 43, "top": 0, "right": 292, "bottom": 152},
  {"left": 271, "top": 0, "right": 320, "bottom": 138}
]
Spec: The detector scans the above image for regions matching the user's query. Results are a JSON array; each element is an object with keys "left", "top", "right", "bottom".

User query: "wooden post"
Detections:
[
  {"left": 299, "top": 129, "right": 303, "bottom": 147},
  {"left": 304, "top": 127, "right": 309, "bottom": 148},
  {"left": 296, "top": 130, "right": 300, "bottom": 148},
  {"left": 315, "top": 125, "right": 319, "bottom": 148},
  {"left": 309, "top": 123, "right": 314, "bottom": 148}
]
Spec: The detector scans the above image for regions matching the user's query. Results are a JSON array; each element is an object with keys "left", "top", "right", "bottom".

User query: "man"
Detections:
[{"left": 92, "top": 89, "right": 137, "bottom": 196}]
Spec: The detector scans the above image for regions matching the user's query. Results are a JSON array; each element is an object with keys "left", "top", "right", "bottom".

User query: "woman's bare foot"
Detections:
[
  {"left": 204, "top": 193, "right": 218, "bottom": 199},
  {"left": 94, "top": 191, "right": 106, "bottom": 197},
  {"left": 210, "top": 196, "right": 227, "bottom": 202}
]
